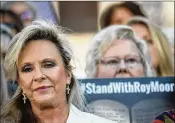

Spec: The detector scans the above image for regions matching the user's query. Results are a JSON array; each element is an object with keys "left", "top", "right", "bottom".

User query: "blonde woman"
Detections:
[
  {"left": 1, "top": 20, "right": 116, "bottom": 123},
  {"left": 127, "top": 16, "right": 174, "bottom": 76}
]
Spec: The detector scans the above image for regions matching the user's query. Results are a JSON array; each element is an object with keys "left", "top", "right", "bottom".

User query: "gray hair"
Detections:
[
  {"left": 85, "top": 25, "right": 156, "bottom": 78},
  {"left": 2, "top": 20, "right": 85, "bottom": 123}
]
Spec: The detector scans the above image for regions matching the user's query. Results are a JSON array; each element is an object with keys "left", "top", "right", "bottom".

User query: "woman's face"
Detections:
[
  {"left": 110, "top": 7, "right": 133, "bottom": 25},
  {"left": 17, "top": 40, "right": 71, "bottom": 107},
  {"left": 96, "top": 39, "right": 144, "bottom": 78},
  {"left": 130, "top": 23, "right": 159, "bottom": 68},
  {"left": 11, "top": 2, "right": 32, "bottom": 26}
]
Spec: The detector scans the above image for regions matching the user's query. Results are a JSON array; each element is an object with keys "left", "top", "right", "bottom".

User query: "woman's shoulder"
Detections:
[
  {"left": 67, "top": 104, "right": 117, "bottom": 123},
  {"left": 153, "top": 109, "right": 175, "bottom": 123}
]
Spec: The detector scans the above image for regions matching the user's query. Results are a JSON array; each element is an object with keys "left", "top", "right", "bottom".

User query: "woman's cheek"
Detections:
[{"left": 18, "top": 74, "right": 32, "bottom": 91}]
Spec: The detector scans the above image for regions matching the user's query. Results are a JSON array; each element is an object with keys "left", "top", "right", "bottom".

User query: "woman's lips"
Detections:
[{"left": 35, "top": 86, "right": 52, "bottom": 92}]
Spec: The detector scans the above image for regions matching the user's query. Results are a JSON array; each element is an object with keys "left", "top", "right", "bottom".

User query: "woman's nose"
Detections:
[
  {"left": 33, "top": 68, "right": 46, "bottom": 82},
  {"left": 119, "top": 60, "right": 127, "bottom": 69},
  {"left": 117, "top": 60, "right": 128, "bottom": 72}
]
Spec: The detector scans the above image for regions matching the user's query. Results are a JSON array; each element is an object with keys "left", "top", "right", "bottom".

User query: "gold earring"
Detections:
[
  {"left": 22, "top": 93, "right": 27, "bottom": 104},
  {"left": 66, "top": 84, "right": 70, "bottom": 95}
]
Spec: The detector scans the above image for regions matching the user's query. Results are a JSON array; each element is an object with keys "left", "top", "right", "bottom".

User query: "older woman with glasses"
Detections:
[{"left": 85, "top": 25, "right": 156, "bottom": 78}]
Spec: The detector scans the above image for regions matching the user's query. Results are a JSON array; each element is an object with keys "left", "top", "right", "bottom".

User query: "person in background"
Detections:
[
  {"left": 1, "top": 20, "right": 116, "bottom": 123},
  {"left": 1, "top": 1, "right": 37, "bottom": 26},
  {"left": 0, "top": 9, "right": 24, "bottom": 34},
  {"left": 1, "top": 23, "right": 19, "bottom": 97},
  {"left": 1, "top": 9, "right": 24, "bottom": 97},
  {"left": 99, "top": 1, "right": 146, "bottom": 30},
  {"left": 85, "top": 25, "right": 155, "bottom": 78},
  {"left": 1, "top": 9, "right": 24, "bottom": 60},
  {"left": 1, "top": 23, "right": 15, "bottom": 60},
  {"left": 127, "top": 16, "right": 174, "bottom": 76}
]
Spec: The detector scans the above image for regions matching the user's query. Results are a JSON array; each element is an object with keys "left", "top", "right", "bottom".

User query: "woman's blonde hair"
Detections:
[
  {"left": 127, "top": 16, "right": 174, "bottom": 76},
  {"left": 1, "top": 20, "right": 85, "bottom": 123}
]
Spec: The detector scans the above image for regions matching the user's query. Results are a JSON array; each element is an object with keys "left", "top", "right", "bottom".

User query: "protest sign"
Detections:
[{"left": 80, "top": 77, "right": 175, "bottom": 123}]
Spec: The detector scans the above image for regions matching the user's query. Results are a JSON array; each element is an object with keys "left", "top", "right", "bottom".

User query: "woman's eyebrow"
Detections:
[
  {"left": 40, "top": 58, "right": 60, "bottom": 65},
  {"left": 21, "top": 61, "right": 32, "bottom": 66},
  {"left": 125, "top": 54, "right": 140, "bottom": 58},
  {"left": 41, "top": 58, "right": 56, "bottom": 62}
]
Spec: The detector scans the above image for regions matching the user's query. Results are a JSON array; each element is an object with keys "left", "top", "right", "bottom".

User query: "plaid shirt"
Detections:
[{"left": 153, "top": 109, "right": 175, "bottom": 123}]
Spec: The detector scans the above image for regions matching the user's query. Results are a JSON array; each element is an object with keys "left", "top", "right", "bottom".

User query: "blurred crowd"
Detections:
[
  {"left": 1, "top": 1, "right": 35, "bottom": 105},
  {"left": 0, "top": 1, "right": 174, "bottom": 106}
]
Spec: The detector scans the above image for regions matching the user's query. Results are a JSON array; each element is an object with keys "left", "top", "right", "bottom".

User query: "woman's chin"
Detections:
[{"left": 34, "top": 95, "right": 54, "bottom": 106}]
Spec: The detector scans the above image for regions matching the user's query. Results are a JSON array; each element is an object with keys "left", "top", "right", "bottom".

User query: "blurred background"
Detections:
[{"left": 1, "top": 1, "right": 174, "bottom": 78}]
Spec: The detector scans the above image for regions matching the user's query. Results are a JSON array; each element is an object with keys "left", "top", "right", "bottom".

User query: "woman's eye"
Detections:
[
  {"left": 21, "top": 66, "right": 33, "bottom": 72},
  {"left": 126, "top": 58, "right": 137, "bottom": 64},
  {"left": 107, "top": 60, "right": 119, "bottom": 65},
  {"left": 44, "top": 62, "right": 56, "bottom": 68}
]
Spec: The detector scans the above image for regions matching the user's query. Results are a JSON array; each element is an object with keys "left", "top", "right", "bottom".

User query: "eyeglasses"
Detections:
[{"left": 97, "top": 55, "right": 143, "bottom": 70}]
